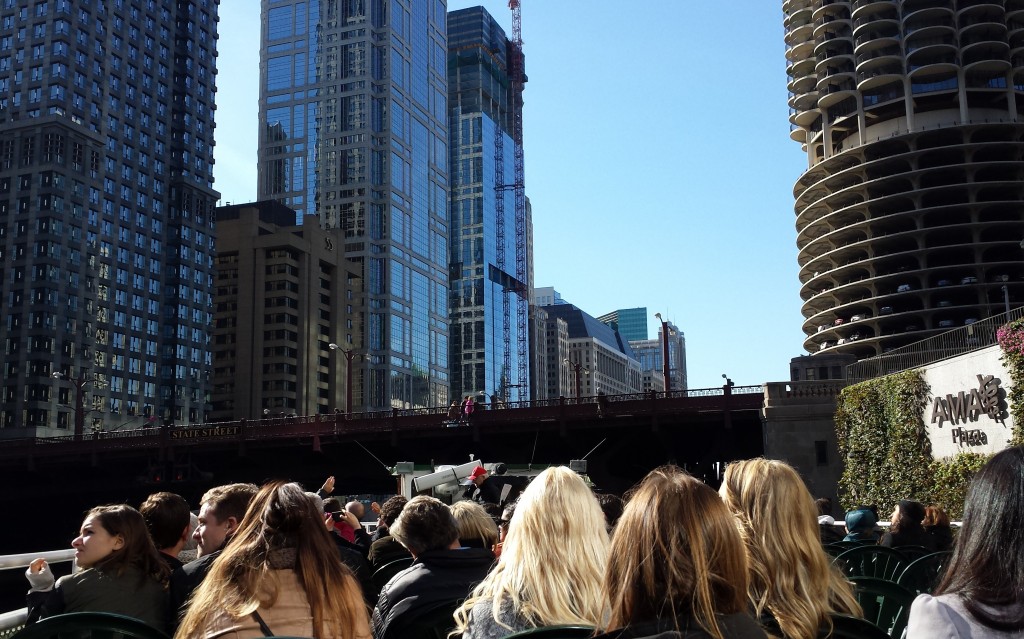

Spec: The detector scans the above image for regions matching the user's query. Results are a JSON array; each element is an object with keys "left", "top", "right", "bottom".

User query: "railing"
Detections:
[
  {"left": 0, "top": 386, "right": 768, "bottom": 459},
  {"left": 0, "top": 549, "right": 75, "bottom": 636},
  {"left": 847, "top": 306, "right": 1023, "bottom": 381}
]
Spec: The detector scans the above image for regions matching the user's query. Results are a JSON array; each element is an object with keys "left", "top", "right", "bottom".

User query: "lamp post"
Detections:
[
  {"left": 655, "top": 313, "right": 672, "bottom": 394},
  {"left": 563, "top": 358, "right": 588, "bottom": 403},
  {"left": 51, "top": 371, "right": 90, "bottom": 441},
  {"left": 328, "top": 343, "right": 356, "bottom": 413}
]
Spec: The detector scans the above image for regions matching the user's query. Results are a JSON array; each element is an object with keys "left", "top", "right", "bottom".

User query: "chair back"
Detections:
[
  {"left": 398, "top": 598, "right": 464, "bottom": 639},
  {"left": 892, "top": 545, "right": 931, "bottom": 562},
  {"left": 818, "top": 613, "right": 890, "bottom": 639},
  {"left": 12, "top": 612, "right": 170, "bottom": 639},
  {"left": 371, "top": 556, "right": 415, "bottom": 597},
  {"left": 503, "top": 626, "right": 596, "bottom": 638},
  {"left": 849, "top": 576, "right": 916, "bottom": 639},
  {"left": 834, "top": 545, "right": 908, "bottom": 581},
  {"left": 896, "top": 550, "right": 952, "bottom": 596},
  {"left": 823, "top": 541, "right": 865, "bottom": 557}
]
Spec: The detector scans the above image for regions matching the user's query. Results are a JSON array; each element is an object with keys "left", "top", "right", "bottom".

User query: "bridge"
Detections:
[{"left": 0, "top": 385, "right": 767, "bottom": 560}]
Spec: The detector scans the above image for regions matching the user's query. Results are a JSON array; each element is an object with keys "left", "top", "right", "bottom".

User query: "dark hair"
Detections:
[
  {"left": 390, "top": 495, "right": 459, "bottom": 555},
  {"left": 935, "top": 446, "right": 1024, "bottom": 631},
  {"left": 595, "top": 492, "right": 624, "bottom": 529},
  {"left": 815, "top": 497, "right": 832, "bottom": 517},
  {"left": 139, "top": 492, "right": 191, "bottom": 550},
  {"left": 88, "top": 504, "right": 169, "bottom": 584},
  {"left": 604, "top": 466, "right": 748, "bottom": 639},
  {"left": 323, "top": 496, "right": 343, "bottom": 513},
  {"left": 378, "top": 495, "right": 407, "bottom": 528},
  {"left": 890, "top": 499, "right": 926, "bottom": 535}
]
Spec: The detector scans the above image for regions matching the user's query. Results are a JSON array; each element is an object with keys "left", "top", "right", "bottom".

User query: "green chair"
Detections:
[
  {"left": 849, "top": 576, "right": 916, "bottom": 639},
  {"left": 371, "top": 556, "right": 415, "bottom": 597},
  {"left": 834, "top": 545, "right": 908, "bottom": 581},
  {"left": 824, "top": 541, "right": 865, "bottom": 557},
  {"left": 503, "top": 626, "right": 596, "bottom": 638},
  {"left": 892, "top": 545, "right": 931, "bottom": 562},
  {"left": 896, "top": 550, "right": 952, "bottom": 596},
  {"left": 12, "top": 612, "right": 170, "bottom": 639},
  {"left": 819, "top": 613, "right": 890, "bottom": 639}
]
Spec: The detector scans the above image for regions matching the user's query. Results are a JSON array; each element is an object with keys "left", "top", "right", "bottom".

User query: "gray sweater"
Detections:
[{"left": 462, "top": 598, "right": 534, "bottom": 639}]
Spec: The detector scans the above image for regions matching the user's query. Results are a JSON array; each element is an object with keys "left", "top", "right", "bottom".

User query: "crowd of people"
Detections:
[{"left": 20, "top": 445, "right": 1024, "bottom": 638}]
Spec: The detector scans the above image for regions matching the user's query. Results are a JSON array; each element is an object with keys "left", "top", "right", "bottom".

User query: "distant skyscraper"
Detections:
[
  {"left": 258, "top": 1, "right": 451, "bottom": 409},
  {"left": 785, "top": 0, "right": 1024, "bottom": 358},
  {"left": 0, "top": 0, "right": 219, "bottom": 436},
  {"left": 597, "top": 307, "right": 648, "bottom": 342},
  {"left": 630, "top": 320, "right": 687, "bottom": 391},
  {"left": 447, "top": 6, "right": 530, "bottom": 403}
]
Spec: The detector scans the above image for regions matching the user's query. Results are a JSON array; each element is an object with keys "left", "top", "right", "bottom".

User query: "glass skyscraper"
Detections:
[
  {"left": 258, "top": 0, "right": 451, "bottom": 410},
  {"left": 0, "top": 0, "right": 219, "bottom": 436},
  {"left": 447, "top": 7, "right": 529, "bottom": 404},
  {"left": 597, "top": 307, "right": 648, "bottom": 342}
]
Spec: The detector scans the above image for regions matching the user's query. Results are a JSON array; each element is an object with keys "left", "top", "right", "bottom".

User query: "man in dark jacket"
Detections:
[
  {"left": 368, "top": 495, "right": 411, "bottom": 570},
  {"left": 168, "top": 483, "right": 257, "bottom": 626},
  {"left": 371, "top": 496, "right": 493, "bottom": 639}
]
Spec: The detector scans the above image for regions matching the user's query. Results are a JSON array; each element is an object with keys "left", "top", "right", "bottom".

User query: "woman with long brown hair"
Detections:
[
  {"left": 593, "top": 466, "right": 765, "bottom": 639},
  {"left": 26, "top": 504, "right": 169, "bottom": 629},
  {"left": 175, "top": 481, "right": 370, "bottom": 639},
  {"left": 719, "top": 458, "right": 861, "bottom": 638}
]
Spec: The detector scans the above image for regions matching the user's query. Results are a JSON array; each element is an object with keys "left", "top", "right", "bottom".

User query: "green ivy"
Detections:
[
  {"left": 996, "top": 317, "right": 1024, "bottom": 446},
  {"left": 835, "top": 370, "right": 993, "bottom": 517},
  {"left": 927, "top": 452, "right": 990, "bottom": 519},
  {"left": 835, "top": 370, "right": 933, "bottom": 514}
]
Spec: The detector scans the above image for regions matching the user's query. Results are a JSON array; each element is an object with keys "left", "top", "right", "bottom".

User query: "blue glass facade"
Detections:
[
  {"left": 258, "top": 0, "right": 450, "bottom": 410},
  {"left": 447, "top": 7, "right": 528, "bottom": 403}
]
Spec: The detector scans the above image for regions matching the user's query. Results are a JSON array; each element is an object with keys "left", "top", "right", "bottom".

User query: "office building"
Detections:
[
  {"left": 786, "top": 0, "right": 1024, "bottom": 358},
  {"left": 447, "top": 6, "right": 530, "bottom": 404},
  {"left": 210, "top": 201, "right": 356, "bottom": 421},
  {"left": 543, "top": 304, "right": 642, "bottom": 398},
  {"left": 0, "top": 0, "right": 219, "bottom": 436},
  {"left": 629, "top": 319, "right": 687, "bottom": 391},
  {"left": 597, "top": 307, "right": 648, "bottom": 342},
  {"left": 258, "top": 0, "right": 450, "bottom": 409},
  {"left": 530, "top": 304, "right": 569, "bottom": 400},
  {"left": 533, "top": 286, "right": 566, "bottom": 307}
]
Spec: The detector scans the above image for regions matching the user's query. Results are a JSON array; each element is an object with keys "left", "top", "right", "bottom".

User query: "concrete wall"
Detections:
[
  {"left": 921, "top": 345, "right": 1015, "bottom": 459},
  {"left": 762, "top": 381, "right": 846, "bottom": 506}
]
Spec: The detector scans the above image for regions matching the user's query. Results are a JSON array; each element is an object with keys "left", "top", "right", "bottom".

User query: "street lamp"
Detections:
[
  {"left": 51, "top": 371, "right": 91, "bottom": 441},
  {"left": 655, "top": 313, "right": 672, "bottom": 394},
  {"left": 563, "top": 358, "right": 589, "bottom": 403},
  {"left": 328, "top": 343, "right": 357, "bottom": 413}
]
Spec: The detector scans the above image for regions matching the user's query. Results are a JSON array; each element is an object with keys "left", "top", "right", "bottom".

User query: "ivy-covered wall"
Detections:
[{"left": 997, "top": 317, "right": 1024, "bottom": 446}]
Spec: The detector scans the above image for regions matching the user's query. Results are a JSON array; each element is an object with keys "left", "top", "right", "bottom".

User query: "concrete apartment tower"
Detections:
[
  {"left": 447, "top": 6, "right": 530, "bottom": 405},
  {"left": 0, "top": 0, "right": 219, "bottom": 436},
  {"left": 786, "top": 0, "right": 1024, "bottom": 359},
  {"left": 258, "top": 0, "right": 451, "bottom": 410}
]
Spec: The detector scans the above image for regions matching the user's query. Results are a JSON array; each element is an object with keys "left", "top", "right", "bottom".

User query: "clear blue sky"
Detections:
[{"left": 213, "top": 1, "right": 809, "bottom": 389}]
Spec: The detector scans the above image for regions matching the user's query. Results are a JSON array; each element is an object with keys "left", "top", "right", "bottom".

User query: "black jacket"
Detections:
[
  {"left": 169, "top": 549, "right": 221, "bottom": 628},
  {"left": 371, "top": 547, "right": 494, "bottom": 639}
]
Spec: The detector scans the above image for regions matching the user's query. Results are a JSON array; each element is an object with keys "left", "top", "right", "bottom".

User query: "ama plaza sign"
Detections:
[{"left": 921, "top": 345, "right": 1015, "bottom": 458}]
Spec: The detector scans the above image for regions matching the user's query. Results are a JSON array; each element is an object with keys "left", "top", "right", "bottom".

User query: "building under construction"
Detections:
[{"left": 447, "top": 6, "right": 532, "bottom": 405}]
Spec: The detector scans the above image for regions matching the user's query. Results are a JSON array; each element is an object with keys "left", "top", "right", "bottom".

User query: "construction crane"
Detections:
[{"left": 494, "top": 0, "right": 529, "bottom": 402}]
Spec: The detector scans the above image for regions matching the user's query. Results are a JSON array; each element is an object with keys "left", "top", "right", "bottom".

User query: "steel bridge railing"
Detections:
[{"left": 847, "top": 307, "right": 1023, "bottom": 382}]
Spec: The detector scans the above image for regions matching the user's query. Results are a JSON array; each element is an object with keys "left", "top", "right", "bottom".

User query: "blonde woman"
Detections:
[
  {"left": 450, "top": 500, "right": 499, "bottom": 551},
  {"left": 175, "top": 481, "right": 370, "bottom": 639},
  {"left": 719, "top": 459, "right": 862, "bottom": 639},
  {"left": 452, "top": 466, "right": 609, "bottom": 638},
  {"left": 593, "top": 466, "right": 764, "bottom": 639}
]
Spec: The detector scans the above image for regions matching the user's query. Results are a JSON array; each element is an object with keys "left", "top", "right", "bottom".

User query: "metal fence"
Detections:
[{"left": 847, "top": 307, "right": 1023, "bottom": 382}]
